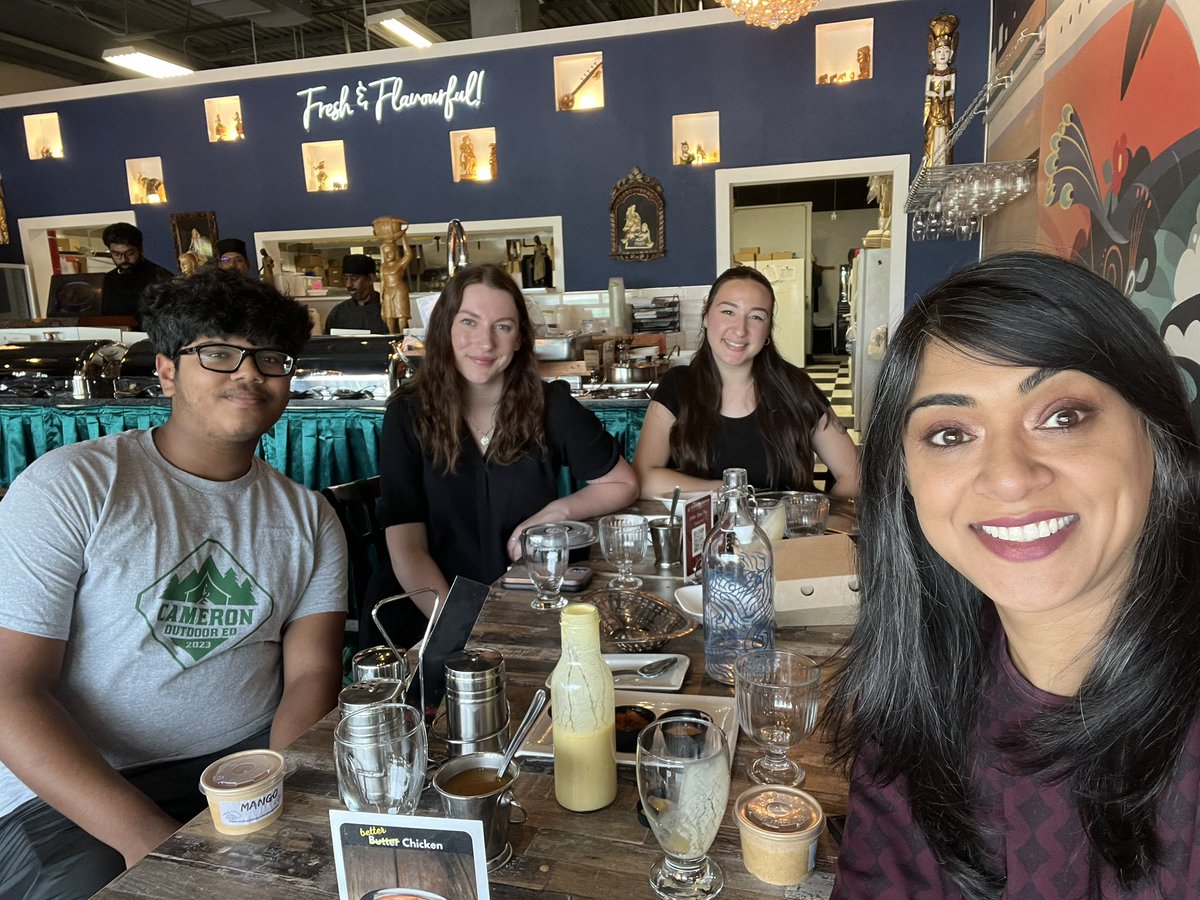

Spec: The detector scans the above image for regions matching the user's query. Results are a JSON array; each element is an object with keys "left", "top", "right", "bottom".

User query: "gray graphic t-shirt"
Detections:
[{"left": 0, "top": 429, "right": 348, "bottom": 817}]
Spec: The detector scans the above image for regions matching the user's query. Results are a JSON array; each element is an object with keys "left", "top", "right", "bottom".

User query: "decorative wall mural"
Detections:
[{"left": 1039, "top": 0, "right": 1200, "bottom": 418}]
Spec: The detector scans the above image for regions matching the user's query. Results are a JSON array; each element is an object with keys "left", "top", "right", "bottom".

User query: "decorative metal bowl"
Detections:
[{"left": 585, "top": 588, "right": 697, "bottom": 652}]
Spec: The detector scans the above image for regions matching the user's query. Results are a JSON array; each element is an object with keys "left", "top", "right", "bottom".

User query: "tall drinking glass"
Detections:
[
  {"left": 734, "top": 650, "right": 820, "bottom": 786},
  {"left": 522, "top": 523, "right": 569, "bottom": 610},
  {"left": 637, "top": 716, "right": 731, "bottom": 899},
  {"left": 599, "top": 513, "right": 648, "bottom": 590},
  {"left": 334, "top": 703, "right": 427, "bottom": 814}
]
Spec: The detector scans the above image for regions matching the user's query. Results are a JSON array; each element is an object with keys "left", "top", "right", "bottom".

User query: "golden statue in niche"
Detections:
[
  {"left": 314, "top": 159, "right": 329, "bottom": 191},
  {"left": 857, "top": 45, "right": 872, "bottom": 80},
  {"left": 489, "top": 143, "right": 497, "bottom": 180},
  {"left": 372, "top": 215, "right": 414, "bottom": 334},
  {"left": 214, "top": 114, "right": 228, "bottom": 141},
  {"left": 234, "top": 111, "right": 244, "bottom": 140},
  {"left": 458, "top": 135, "right": 477, "bottom": 181},
  {"left": 924, "top": 13, "right": 959, "bottom": 168}
]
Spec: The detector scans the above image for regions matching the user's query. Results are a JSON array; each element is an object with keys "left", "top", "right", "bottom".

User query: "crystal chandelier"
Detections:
[{"left": 717, "top": 0, "right": 821, "bottom": 29}]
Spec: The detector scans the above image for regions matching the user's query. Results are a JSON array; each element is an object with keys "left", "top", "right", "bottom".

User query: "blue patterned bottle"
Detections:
[{"left": 703, "top": 468, "right": 775, "bottom": 684}]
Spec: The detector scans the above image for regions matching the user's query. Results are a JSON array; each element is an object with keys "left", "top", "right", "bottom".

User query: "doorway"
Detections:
[{"left": 715, "top": 155, "right": 908, "bottom": 355}]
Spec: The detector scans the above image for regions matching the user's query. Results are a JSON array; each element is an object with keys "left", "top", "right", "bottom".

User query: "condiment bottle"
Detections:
[
  {"left": 703, "top": 467, "right": 776, "bottom": 684},
  {"left": 549, "top": 603, "right": 617, "bottom": 811}
]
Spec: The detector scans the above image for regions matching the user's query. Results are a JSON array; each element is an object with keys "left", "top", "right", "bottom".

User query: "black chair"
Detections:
[{"left": 321, "top": 476, "right": 387, "bottom": 633}]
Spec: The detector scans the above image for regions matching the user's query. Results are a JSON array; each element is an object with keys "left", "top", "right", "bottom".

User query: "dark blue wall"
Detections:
[{"left": 0, "top": 1, "right": 984, "bottom": 301}]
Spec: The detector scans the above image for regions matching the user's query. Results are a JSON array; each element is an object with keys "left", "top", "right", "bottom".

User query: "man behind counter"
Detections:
[
  {"left": 0, "top": 269, "right": 348, "bottom": 899},
  {"left": 99, "top": 222, "right": 171, "bottom": 323},
  {"left": 214, "top": 237, "right": 253, "bottom": 276},
  {"left": 324, "top": 253, "right": 388, "bottom": 334}
]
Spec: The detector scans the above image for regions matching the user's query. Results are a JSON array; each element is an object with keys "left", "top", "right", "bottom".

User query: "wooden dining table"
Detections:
[{"left": 96, "top": 501, "right": 856, "bottom": 899}]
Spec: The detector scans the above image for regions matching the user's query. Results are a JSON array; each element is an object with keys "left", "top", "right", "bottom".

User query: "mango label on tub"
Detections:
[{"left": 219, "top": 784, "right": 282, "bottom": 826}]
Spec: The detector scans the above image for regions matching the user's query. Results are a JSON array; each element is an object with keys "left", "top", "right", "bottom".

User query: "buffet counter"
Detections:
[{"left": 0, "top": 396, "right": 648, "bottom": 491}]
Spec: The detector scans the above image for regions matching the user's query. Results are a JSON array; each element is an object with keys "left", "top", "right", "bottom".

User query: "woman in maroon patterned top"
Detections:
[{"left": 825, "top": 252, "right": 1200, "bottom": 898}]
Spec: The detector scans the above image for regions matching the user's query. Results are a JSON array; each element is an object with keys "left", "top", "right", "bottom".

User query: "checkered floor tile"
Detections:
[{"left": 806, "top": 355, "right": 856, "bottom": 488}]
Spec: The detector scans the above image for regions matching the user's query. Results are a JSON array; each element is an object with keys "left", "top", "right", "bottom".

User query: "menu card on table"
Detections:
[
  {"left": 682, "top": 493, "right": 713, "bottom": 582},
  {"left": 330, "top": 811, "right": 490, "bottom": 900}
]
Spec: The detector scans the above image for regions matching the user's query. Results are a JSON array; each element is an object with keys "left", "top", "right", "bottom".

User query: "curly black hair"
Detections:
[{"left": 141, "top": 268, "right": 312, "bottom": 358}]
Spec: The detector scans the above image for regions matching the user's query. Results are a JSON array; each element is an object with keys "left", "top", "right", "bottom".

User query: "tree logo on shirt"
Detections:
[{"left": 135, "top": 539, "right": 275, "bottom": 669}]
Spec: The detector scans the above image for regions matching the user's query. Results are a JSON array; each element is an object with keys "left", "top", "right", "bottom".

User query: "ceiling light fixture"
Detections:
[
  {"left": 717, "top": 0, "right": 821, "bottom": 29},
  {"left": 365, "top": 10, "right": 444, "bottom": 49},
  {"left": 102, "top": 46, "right": 193, "bottom": 78}
]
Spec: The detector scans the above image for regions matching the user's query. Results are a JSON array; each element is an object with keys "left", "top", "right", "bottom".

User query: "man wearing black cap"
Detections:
[
  {"left": 214, "top": 238, "right": 252, "bottom": 276},
  {"left": 100, "top": 222, "right": 172, "bottom": 324},
  {"left": 324, "top": 253, "right": 387, "bottom": 334}
]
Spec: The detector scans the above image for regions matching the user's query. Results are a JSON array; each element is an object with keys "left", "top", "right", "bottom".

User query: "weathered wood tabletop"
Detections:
[{"left": 97, "top": 503, "right": 854, "bottom": 899}]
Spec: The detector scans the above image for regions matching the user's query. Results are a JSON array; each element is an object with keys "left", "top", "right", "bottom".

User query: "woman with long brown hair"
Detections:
[
  {"left": 371, "top": 264, "right": 637, "bottom": 635},
  {"left": 633, "top": 265, "right": 859, "bottom": 497}
]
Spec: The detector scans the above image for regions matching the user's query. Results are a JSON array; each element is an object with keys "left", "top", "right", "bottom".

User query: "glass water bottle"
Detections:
[{"left": 703, "top": 467, "right": 776, "bottom": 684}]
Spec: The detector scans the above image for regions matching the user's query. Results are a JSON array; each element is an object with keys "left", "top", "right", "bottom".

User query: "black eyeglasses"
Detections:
[{"left": 176, "top": 343, "right": 295, "bottom": 377}]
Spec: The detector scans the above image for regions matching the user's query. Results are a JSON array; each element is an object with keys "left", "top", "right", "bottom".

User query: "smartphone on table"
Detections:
[{"left": 501, "top": 564, "right": 594, "bottom": 592}]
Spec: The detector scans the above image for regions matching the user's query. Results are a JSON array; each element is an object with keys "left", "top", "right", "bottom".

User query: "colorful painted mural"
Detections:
[{"left": 1039, "top": 1, "right": 1200, "bottom": 414}]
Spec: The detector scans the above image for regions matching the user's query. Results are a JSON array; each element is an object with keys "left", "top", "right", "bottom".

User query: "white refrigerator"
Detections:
[{"left": 850, "top": 248, "right": 890, "bottom": 433}]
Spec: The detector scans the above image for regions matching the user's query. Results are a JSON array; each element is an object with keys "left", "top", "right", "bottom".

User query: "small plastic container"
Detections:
[
  {"left": 734, "top": 785, "right": 825, "bottom": 886},
  {"left": 199, "top": 749, "right": 286, "bottom": 835}
]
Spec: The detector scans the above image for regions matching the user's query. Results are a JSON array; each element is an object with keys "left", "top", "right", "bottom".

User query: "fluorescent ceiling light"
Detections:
[
  {"left": 102, "top": 46, "right": 194, "bottom": 78},
  {"left": 366, "top": 10, "right": 443, "bottom": 49}
]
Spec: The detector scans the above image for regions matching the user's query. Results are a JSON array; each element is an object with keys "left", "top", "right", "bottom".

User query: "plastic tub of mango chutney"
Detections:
[
  {"left": 735, "top": 785, "right": 825, "bottom": 886},
  {"left": 198, "top": 749, "right": 286, "bottom": 835}
]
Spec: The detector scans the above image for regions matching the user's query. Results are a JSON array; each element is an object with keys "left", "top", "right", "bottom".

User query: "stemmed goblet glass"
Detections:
[
  {"left": 521, "top": 523, "right": 569, "bottom": 610},
  {"left": 734, "top": 650, "right": 820, "bottom": 786},
  {"left": 636, "top": 716, "right": 731, "bottom": 899},
  {"left": 598, "top": 513, "right": 648, "bottom": 590}
]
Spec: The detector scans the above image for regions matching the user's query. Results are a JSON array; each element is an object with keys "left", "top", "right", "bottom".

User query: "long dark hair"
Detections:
[
  {"left": 823, "top": 251, "right": 1200, "bottom": 896},
  {"left": 402, "top": 263, "right": 546, "bottom": 473},
  {"left": 671, "top": 266, "right": 829, "bottom": 489}
]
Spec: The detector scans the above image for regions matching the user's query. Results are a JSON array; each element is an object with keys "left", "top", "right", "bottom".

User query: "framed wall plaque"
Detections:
[
  {"left": 170, "top": 211, "right": 219, "bottom": 263},
  {"left": 610, "top": 166, "right": 665, "bottom": 262}
]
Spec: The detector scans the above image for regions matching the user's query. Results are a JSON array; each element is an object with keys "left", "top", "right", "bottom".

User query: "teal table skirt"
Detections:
[{"left": 1, "top": 403, "right": 645, "bottom": 492}]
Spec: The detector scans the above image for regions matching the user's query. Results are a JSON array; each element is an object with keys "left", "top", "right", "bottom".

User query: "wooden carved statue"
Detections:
[
  {"left": 924, "top": 14, "right": 959, "bottom": 167},
  {"left": 372, "top": 215, "right": 414, "bottom": 333}
]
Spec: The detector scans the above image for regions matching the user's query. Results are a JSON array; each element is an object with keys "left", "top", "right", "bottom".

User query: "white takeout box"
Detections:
[{"left": 771, "top": 532, "right": 859, "bottom": 626}]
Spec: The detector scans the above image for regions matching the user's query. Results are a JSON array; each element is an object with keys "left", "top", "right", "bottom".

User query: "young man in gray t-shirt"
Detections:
[{"left": 0, "top": 270, "right": 348, "bottom": 899}]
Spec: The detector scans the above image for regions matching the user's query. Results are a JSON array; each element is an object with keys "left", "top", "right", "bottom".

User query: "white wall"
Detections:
[{"left": 810, "top": 208, "right": 876, "bottom": 326}]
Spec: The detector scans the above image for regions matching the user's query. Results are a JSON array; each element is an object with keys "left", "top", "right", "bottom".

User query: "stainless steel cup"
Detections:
[
  {"left": 432, "top": 751, "right": 526, "bottom": 870},
  {"left": 442, "top": 649, "right": 510, "bottom": 757},
  {"left": 648, "top": 516, "right": 683, "bottom": 569}
]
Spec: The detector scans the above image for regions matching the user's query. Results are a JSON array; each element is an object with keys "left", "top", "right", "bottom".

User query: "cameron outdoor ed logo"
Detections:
[{"left": 136, "top": 539, "right": 274, "bottom": 668}]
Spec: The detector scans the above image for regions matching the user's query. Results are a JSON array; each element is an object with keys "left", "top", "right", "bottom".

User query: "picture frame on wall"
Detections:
[
  {"left": 610, "top": 166, "right": 665, "bottom": 261},
  {"left": 169, "top": 210, "right": 219, "bottom": 264}
]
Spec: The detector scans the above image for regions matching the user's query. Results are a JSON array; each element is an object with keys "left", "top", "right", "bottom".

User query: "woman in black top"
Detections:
[
  {"left": 374, "top": 264, "right": 638, "bottom": 629},
  {"left": 633, "top": 266, "right": 859, "bottom": 496}
]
